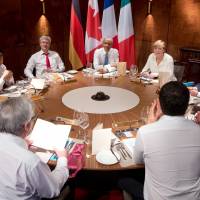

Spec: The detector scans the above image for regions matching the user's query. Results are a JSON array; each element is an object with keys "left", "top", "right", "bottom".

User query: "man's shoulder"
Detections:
[
  {"left": 30, "top": 50, "right": 42, "bottom": 58},
  {"left": 110, "top": 48, "right": 118, "bottom": 53},
  {"left": 139, "top": 116, "right": 200, "bottom": 134},
  {"left": 18, "top": 147, "right": 41, "bottom": 168},
  {"left": 94, "top": 48, "right": 103, "bottom": 53}
]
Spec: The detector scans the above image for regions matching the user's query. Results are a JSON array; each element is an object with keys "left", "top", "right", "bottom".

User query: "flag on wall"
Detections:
[
  {"left": 69, "top": 0, "right": 86, "bottom": 69},
  {"left": 102, "top": 0, "right": 118, "bottom": 49},
  {"left": 85, "top": 0, "right": 102, "bottom": 63},
  {"left": 118, "top": 0, "right": 135, "bottom": 69}
]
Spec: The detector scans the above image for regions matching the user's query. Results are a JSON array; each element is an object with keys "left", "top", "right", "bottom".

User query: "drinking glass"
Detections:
[
  {"left": 73, "top": 111, "right": 90, "bottom": 144},
  {"left": 129, "top": 65, "right": 138, "bottom": 79}
]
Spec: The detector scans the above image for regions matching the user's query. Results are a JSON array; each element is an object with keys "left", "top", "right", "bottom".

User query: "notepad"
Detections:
[
  {"left": 92, "top": 128, "right": 112, "bottom": 155},
  {"left": 29, "top": 118, "right": 71, "bottom": 150}
]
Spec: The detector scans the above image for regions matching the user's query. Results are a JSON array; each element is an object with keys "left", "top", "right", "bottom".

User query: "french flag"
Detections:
[
  {"left": 85, "top": 0, "right": 102, "bottom": 63},
  {"left": 102, "top": 0, "right": 118, "bottom": 49}
]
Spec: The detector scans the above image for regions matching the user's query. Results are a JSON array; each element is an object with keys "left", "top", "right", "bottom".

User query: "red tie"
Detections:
[{"left": 45, "top": 53, "right": 51, "bottom": 69}]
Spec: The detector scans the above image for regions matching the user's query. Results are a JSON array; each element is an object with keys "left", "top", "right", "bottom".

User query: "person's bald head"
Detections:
[{"left": 102, "top": 38, "right": 113, "bottom": 52}]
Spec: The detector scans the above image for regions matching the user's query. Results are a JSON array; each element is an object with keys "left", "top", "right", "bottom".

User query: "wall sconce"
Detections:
[
  {"left": 147, "top": 0, "right": 153, "bottom": 15},
  {"left": 40, "top": 0, "right": 46, "bottom": 15}
]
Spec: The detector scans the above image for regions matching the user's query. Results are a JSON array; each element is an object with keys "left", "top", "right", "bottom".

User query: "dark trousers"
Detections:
[{"left": 118, "top": 178, "right": 144, "bottom": 200}]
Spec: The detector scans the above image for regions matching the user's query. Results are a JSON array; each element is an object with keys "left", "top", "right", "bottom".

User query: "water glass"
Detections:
[
  {"left": 73, "top": 111, "right": 90, "bottom": 143},
  {"left": 129, "top": 65, "right": 138, "bottom": 78}
]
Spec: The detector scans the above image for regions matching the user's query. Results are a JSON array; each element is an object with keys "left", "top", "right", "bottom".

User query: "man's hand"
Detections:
[
  {"left": 111, "top": 63, "right": 117, "bottom": 68},
  {"left": 140, "top": 71, "right": 150, "bottom": 78},
  {"left": 97, "top": 68, "right": 108, "bottom": 74},
  {"left": 54, "top": 148, "right": 68, "bottom": 158},
  {"left": 147, "top": 99, "right": 163, "bottom": 124},
  {"left": 189, "top": 88, "right": 198, "bottom": 97},
  {"left": 2, "top": 70, "right": 13, "bottom": 81}
]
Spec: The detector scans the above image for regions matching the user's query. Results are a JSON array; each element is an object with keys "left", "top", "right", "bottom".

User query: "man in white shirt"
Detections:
[
  {"left": 120, "top": 81, "right": 200, "bottom": 200},
  {"left": 24, "top": 36, "right": 65, "bottom": 79},
  {"left": 0, "top": 51, "right": 14, "bottom": 91},
  {"left": 0, "top": 97, "right": 69, "bottom": 200},
  {"left": 93, "top": 38, "right": 119, "bottom": 73}
]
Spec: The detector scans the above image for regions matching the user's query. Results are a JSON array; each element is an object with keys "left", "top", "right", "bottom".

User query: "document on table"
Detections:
[
  {"left": 31, "top": 78, "right": 46, "bottom": 90},
  {"left": 92, "top": 128, "right": 112, "bottom": 155},
  {"left": 29, "top": 118, "right": 71, "bottom": 150}
]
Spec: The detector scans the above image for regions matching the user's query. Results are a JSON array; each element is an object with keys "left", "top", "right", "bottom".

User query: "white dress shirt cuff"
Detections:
[
  {"left": 197, "top": 92, "right": 200, "bottom": 98},
  {"left": 105, "top": 64, "right": 116, "bottom": 72}
]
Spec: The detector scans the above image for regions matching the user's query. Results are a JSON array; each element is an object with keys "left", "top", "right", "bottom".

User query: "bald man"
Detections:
[{"left": 93, "top": 38, "right": 119, "bottom": 73}]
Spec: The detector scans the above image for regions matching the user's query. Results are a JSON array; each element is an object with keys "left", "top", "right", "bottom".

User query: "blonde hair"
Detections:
[
  {"left": 39, "top": 35, "right": 51, "bottom": 43},
  {"left": 152, "top": 40, "right": 166, "bottom": 50}
]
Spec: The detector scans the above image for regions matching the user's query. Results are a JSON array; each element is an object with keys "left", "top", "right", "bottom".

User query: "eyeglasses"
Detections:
[{"left": 30, "top": 114, "right": 38, "bottom": 122}]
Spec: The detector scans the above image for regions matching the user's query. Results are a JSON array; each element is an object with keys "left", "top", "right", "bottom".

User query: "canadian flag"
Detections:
[{"left": 85, "top": 0, "right": 102, "bottom": 63}]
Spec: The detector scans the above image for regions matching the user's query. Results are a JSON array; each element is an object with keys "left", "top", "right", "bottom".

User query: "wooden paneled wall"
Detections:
[{"left": 0, "top": 0, "right": 200, "bottom": 79}]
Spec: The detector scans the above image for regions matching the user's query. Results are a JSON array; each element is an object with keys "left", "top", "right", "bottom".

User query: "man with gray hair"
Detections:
[
  {"left": 24, "top": 35, "right": 65, "bottom": 79},
  {"left": 0, "top": 97, "right": 69, "bottom": 200},
  {"left": 93, "top": 38, "right": 119, "bottom": 73}
]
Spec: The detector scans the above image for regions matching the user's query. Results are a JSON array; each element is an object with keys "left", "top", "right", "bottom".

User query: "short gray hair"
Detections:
[
  {"left": 0, "top": 97, "right": 35, "bottom": 136},
  {"left": 39, "top": 35, "right": 51, "bottom": 43},
  {"left": 102, "top": 38, "right": 113, "bottom": 45}
]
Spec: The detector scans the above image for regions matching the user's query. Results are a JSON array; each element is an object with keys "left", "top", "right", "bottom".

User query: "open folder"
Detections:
[{"left": 29, "top": 118, "right": 71, "bottom": 151}]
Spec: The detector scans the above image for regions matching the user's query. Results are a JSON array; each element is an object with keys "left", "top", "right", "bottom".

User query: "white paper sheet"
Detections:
[
  {"left": 29, "top": 118, "right": 71, "bottom": 150},
  {"left": 92, "top": 128, "right": 112, "bottom": 155},
  {"left": 35, "top": 152, "right": 53, "bottom": 163},
  {"left": 31, "top": 78, "right": 46, "bottom": 90}
]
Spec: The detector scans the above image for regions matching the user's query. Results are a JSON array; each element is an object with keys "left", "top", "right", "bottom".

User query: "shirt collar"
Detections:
[
  {"left": 102, "top": 48, "right": 110, "bottom": 55},
  {"left": 40, "top": 50, "right": 49, "bottom": 55},
  {"left": 160, "top": 114, "right": 185, "bottom": 121},
  {"left": 0, "top": 133, "right": 28, "bottom": 149}
]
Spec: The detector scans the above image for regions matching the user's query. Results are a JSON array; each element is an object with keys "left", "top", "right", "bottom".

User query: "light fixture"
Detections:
[
  {"left": 40, "top": 0, "right": 46, "bottom": 15},
  {"left": 147, "top": 0, "right": 152, "bottom": 15}
]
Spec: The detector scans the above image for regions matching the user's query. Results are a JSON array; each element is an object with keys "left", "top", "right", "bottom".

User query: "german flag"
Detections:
[{"left": 69, "top": 0, "right": 86, "bottom": 69}]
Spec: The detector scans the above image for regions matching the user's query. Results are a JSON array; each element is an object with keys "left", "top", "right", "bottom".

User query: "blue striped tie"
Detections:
[{"left": 104, "top": 53, "right": 109, "bottom": 65}]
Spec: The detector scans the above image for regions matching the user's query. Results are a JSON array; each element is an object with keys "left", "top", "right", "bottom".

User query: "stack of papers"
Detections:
[{"left": 29, "top": 118, "right": 71, "bottom": 150}]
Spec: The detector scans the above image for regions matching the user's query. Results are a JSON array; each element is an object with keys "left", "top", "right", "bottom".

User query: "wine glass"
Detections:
[
  {"left": 73, "top": 111, "right": 89, "bottom": 144},
  {"left": 129, "top": 65, "right": 138, "bottom": 79}
]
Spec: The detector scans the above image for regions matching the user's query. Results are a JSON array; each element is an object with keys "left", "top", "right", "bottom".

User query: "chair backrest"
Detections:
[{"left": 174, "top": 63, "right": 185, "bottom": 82}]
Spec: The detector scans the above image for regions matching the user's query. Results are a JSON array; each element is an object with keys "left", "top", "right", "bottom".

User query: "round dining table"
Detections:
[{"left": 36, "top": 72, "right": 158, "bottom": 171}]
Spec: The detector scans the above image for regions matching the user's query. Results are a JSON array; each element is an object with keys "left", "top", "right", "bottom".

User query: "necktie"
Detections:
[
  {"left": 104, "top": 53, "right": 109, "bottom": 65},
  {"left": 45, "top": 53, "right": 51, "bottom": 69}
]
